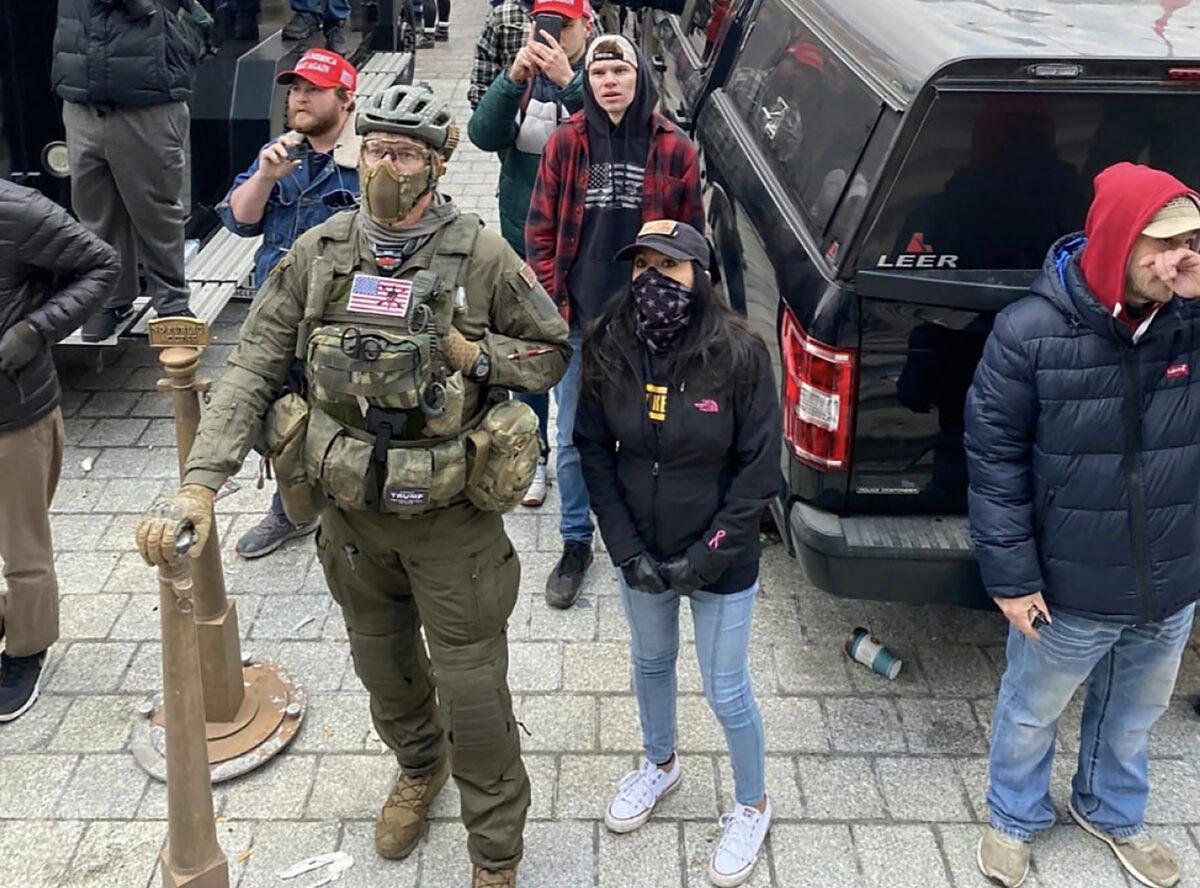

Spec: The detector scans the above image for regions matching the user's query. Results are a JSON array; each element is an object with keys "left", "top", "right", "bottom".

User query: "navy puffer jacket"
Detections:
[{"left": 965, "top": 230, "right": 1200, "bottom": 624}]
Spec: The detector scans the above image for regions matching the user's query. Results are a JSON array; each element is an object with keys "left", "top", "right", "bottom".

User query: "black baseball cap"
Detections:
[{"left": 614, "top": 220, "right": 718, "bottom": 278}]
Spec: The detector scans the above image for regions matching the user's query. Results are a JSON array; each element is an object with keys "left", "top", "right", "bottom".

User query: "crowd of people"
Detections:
[{"left": 2, "top": 3, "right": 1200, "bottom": 888}]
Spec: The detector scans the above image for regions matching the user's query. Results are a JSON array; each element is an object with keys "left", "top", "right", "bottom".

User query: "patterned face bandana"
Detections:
[{"left": 632, "top": 267, "right": 694, "bottom": 355}]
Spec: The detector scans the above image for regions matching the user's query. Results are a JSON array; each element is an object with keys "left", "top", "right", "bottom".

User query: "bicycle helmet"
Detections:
[{"left": 356, "top": 83, "right": 460, "bottom": 158}]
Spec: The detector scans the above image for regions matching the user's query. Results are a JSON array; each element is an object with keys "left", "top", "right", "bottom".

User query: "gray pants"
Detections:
[{"left": 62, "top": 101, "right": 191, "bottom": 315}]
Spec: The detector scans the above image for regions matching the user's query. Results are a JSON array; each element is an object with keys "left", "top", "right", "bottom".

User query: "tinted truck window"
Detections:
[
  {"left": 861, "top": 90, "right": 1200, "bottom": 270},
  {"left": 726, "top": 1, "right": 879, "bottom": 233}
]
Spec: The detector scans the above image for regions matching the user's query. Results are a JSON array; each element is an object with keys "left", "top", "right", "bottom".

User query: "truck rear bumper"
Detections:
[{"left": 789, "top": 501, "right": 988, "bottom": 608}]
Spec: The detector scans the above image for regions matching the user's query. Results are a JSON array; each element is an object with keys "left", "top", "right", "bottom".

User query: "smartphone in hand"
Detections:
[
  {"left": 284, "top": 141, "right": 309, "bottom": 163},
  {"left": 534, "top": 12, "right": 563, "bottom": 45}
]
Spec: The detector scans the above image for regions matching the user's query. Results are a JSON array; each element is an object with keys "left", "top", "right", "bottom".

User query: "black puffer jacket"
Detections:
[
  {"left": 575, "top": 331, "right": 781, "bottom": 594},
  {"left": 0, "top": 181, "right": 119, "bottom": 432},
  {"left": 52, "top": 0, "right": 198, "bottom": 107}
]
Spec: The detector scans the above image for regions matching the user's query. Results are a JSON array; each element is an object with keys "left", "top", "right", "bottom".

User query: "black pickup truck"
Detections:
[{"left": 639, "top": 0, "right": 1200, "bottom": 606}]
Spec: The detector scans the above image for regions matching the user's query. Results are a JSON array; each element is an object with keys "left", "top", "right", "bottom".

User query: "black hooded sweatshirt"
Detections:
[{"left": 566, "top": 51, "right": 660, "bottom": 325}]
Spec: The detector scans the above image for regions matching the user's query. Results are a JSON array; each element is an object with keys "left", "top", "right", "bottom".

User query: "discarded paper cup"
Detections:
[{"left": 845, "top": 627, "right": 902, "bottom": 680}]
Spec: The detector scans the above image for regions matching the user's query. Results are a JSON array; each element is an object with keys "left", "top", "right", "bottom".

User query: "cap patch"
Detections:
[{"left": 639, "top": 220, "right": 678, "bottom": 237}]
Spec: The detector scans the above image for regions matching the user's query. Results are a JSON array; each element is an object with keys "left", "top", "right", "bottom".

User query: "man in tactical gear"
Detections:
[{"left": 135, "top": 83, "right": 570, "bottom": 888}]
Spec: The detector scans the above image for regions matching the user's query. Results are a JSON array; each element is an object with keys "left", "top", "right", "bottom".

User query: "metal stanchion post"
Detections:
[
  {"left": 159, "top": 344, "right": 244, "bottom": 721},
  {"left": 131, "top": 318, "right": 306, "bottom": 784},
  {"left": 157, "top": 550, "right": 229, "bottom": 888}
]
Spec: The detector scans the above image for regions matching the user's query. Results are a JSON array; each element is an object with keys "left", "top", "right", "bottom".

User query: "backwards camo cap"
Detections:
[{"left": 585, "top": 34, "right": 638, "bottom": 70}]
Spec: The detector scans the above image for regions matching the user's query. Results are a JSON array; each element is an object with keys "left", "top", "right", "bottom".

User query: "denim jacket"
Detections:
[{"left": 216, "top": 119, "right": 360, "bottom": 289}]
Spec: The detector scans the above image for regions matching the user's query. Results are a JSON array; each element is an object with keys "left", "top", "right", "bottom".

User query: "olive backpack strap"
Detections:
[
  {"left": 427, "top": 213, "right": 483, "bottom": 314},
  {"left": 294, "top": 212, "right": 361, "bottom": 361}
]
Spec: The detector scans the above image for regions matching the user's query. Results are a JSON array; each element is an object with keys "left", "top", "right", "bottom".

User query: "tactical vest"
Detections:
[{"left": 266, "top": 212, "right": 540, "bottom": 520}]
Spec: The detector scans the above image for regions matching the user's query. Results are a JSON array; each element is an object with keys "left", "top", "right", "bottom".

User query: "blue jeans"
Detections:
[
  {"left": 619, "top": 576, "right": 766, "bottom": 806},
  {"left": 554, "top": 328, "right": 592, "bottom": 544},
  {"left": 516, "top": 391, "right": 550, "bottom": 458},
  {"left": 292, "top": 0, "right": 351, "bottom": 21},
  {"left": 988, "top": 603, "right": 1195, "bottom": 842}
]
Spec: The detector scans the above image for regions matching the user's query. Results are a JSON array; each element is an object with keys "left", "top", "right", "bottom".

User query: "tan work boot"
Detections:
[
  {"left": 1069, "top": 800, "right": 1180, "bottom": 887},
  {"left": 472, "top": 865, "right": 518, "bottom": 887},
  {"left": 374, "top": 759, "right": 450, "bottom": 859},
  {"left": 977, "top": 826, "right": 1030, "bottom": 887}
]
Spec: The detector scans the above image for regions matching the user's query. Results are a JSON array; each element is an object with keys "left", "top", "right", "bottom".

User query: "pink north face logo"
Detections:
[
  {"left": 1166, "top": 363, "right": 1190, "bottom": 379},
  {"left": 694, "top": 399, "right": 719, "bottom": 413}
]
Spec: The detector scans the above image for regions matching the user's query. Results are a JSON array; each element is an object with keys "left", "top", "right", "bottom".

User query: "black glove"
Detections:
[
  {"left": 660, "top": 554, "right": 705, "bottom": 594},
  {"left": 620, "top": 552, "right": 667, "bottom": 594},
  {"left": 0, "top": 321, "right": 42, "bottom": 377}
]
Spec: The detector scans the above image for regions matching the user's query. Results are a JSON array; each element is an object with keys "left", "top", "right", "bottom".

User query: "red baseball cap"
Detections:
[
  {"left": 786, "top": 41, "right": 824, "bottom": 72},
  {"left": 532, "top": 0, "right": 590, "bottom": 19},
  {"left": 276, "top": 49, "right": 358, "bottom": 92}
]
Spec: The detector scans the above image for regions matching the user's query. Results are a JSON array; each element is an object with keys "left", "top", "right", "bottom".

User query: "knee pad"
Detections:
[{"left": 439, "top": 659, "right": 519, "bottom": 780}]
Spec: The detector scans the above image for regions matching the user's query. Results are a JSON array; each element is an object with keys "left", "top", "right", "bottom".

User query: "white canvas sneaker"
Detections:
[
  {"left": 708, "top": 800, "right": 772, "bottom": 887},
  {"left": 604, "top": 758, "right": 682, "bottom": 834},
  {"left": 522, "top": 460, "right": 549, "bottom": 507}
]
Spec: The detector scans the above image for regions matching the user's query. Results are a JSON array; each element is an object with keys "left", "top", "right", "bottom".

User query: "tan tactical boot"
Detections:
[
  {"left": 374, "top": 759, "right": 450, "bottom": 859},
  {"left": 1070, "top": 801, "right": 1180, "bottom": 887},
  {"left": 976, "top": 826, "right": 1030, "bottom": 887},
  {"left": 472, "top": 866, "right": 518, "bottom": 888}
]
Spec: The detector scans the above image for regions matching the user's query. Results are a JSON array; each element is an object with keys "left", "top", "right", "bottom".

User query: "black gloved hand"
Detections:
[
  {"left": 0, "top": 321, "right": 42, "bottom": 377},
  {"left": 660, "top": 554, "right": 705, "bottom": 594},
  {"left": 620, "top": 551, "right": 667, "bottom": 594}
]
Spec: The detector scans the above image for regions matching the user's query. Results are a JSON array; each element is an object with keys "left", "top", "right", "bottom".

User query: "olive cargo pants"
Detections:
[
  {"left": 317, "top": 500, "right": 530, "bottom": 869},
  {"left": 0, "top": 408, "right": 63, "bottom": 657}
]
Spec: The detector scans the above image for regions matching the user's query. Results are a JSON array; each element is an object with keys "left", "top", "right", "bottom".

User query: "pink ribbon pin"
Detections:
[{"left": 708, "top": 530, "right": 727, "bottom": 550}]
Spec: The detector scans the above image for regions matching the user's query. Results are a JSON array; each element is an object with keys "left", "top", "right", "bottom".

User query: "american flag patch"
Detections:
[{"left": 347, "top": 274, "right": 413, "bottom": 318}]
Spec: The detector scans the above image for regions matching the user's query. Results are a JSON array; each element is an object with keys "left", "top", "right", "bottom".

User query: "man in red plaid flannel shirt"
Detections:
[{"left": 525, "top": 34, "right": 703, "bottom": 610}]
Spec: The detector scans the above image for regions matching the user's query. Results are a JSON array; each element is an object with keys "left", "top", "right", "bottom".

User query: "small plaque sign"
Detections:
[{"left": 148, "top": 316, "right": 210, "bottom": 349}]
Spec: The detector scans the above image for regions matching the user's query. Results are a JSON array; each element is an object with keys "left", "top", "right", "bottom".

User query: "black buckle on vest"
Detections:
[{"left": 365, "top": 406, "right": 408, "bottom": 478}]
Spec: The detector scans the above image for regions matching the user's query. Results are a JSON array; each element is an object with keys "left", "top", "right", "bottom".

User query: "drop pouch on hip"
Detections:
[
  {"left": 303, "top": 406, "right": 376, "bottom": 512},
  {"left": 261, "top": 393, "right": 326, "bottom": 526},
  {"left": 463, "top": 399, "right": 540, "bottom": 512}
]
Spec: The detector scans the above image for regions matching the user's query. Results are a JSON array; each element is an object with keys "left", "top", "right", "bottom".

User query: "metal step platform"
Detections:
[
  {"left": 358, "top": 52, "right": 417, "bottom": 99},
  {"left": 60, "top": 229, "right": 262, "bottom": 346}
]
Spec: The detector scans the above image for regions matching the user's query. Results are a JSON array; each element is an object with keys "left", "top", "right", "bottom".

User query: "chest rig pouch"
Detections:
[{"left": 298, "top": 213, "right": 484, "bottom": 516}]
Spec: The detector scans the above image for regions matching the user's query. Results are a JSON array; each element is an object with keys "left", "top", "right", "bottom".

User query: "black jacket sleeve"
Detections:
[
  {"left": 575, "top": 387, "right": 647, "bottom": 565},
  {"left": 686, "top": 343, "right": 782, "bottom": 582},
  {"left": 19, "top": 189, "right": 120, "bottom": 343}
]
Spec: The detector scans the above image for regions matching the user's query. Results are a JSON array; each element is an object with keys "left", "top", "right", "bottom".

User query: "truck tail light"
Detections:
[{"left": 781, "top": 307, "right": 856, "bottom": 470}]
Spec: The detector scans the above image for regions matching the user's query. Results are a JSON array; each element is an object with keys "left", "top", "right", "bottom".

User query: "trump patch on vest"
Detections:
[
  {"left": 348, "top": 273, "right": 413, "bottom": 318},
  {"left": 384, "top": 486, "right": 431, "bottom": 508}
]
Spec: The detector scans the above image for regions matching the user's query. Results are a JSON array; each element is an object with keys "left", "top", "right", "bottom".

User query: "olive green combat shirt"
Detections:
[{"left": 183, "top": 208, "right": 571, "bottom": 491}]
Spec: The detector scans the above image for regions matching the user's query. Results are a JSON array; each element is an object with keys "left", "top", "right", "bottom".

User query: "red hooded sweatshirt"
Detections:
[{"left": 1080, "top": 162, "right": 1200, "bottom": 329}]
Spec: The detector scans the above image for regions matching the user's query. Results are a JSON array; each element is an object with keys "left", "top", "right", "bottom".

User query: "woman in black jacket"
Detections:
[
  {"left": 0, "top": 178, "right": 118, "bottom": 721},
  {"left": 574, "top": 220, "right": 780, "bottom": 888}
]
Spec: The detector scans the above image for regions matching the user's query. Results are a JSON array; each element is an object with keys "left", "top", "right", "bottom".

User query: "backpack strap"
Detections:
[
  {"left": 427, "top": 212, "right": 483, "bottom": 315},
  {"left": 295, "top": 212, "right": 360, "bottom": 360}
]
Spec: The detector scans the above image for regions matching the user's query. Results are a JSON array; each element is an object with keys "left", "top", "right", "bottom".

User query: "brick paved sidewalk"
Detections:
[{"left": 3, "top": 6, "right": 1200, "bottom": 887}]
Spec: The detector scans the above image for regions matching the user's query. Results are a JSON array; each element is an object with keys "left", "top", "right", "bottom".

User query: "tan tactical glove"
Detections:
[
  {"left": 135, "top": 484, "right": 216, "bottom": 568},
  {"left": 445, "top": 326, "right": 482, "bottom": 374}
]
